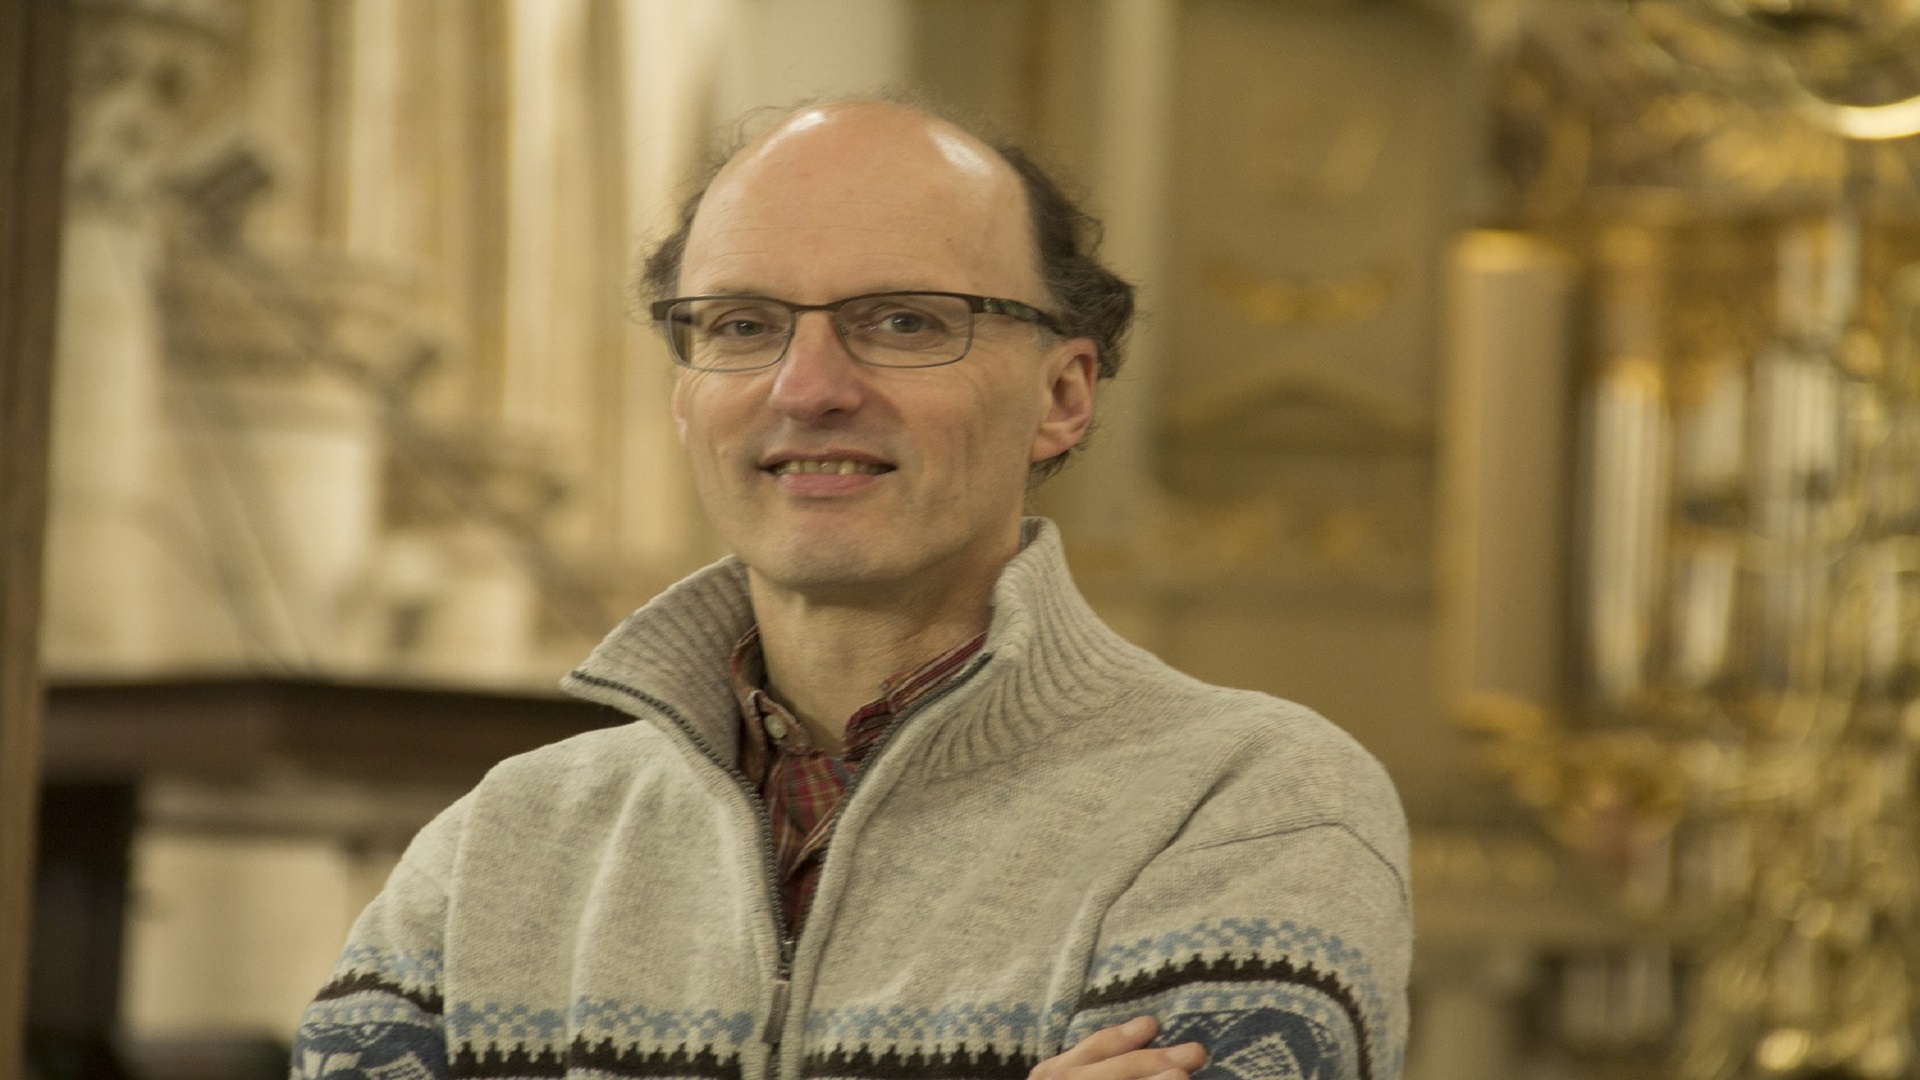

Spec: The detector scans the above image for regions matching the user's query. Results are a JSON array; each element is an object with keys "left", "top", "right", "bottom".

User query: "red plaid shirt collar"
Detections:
[{"left": 730, "top": 624, "right": 987, "bottom": 932}]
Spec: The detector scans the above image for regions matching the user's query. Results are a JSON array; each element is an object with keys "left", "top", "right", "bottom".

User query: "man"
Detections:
[{"left": 293, "top": 101, "right": 1410, "bottom": 1080}]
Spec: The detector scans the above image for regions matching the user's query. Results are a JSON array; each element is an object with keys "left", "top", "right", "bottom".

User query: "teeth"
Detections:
[{"left": 774, "top": 459, "right": 888, "bottom": 475}]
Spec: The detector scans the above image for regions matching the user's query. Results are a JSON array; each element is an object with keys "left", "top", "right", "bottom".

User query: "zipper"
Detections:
[
  {"left": 762, "top": 934, "right": 795, "bottom": 1045},
  {"left": 761, "top": 652, "right": 994, "bottom": 1071},
  {"left": 831, "top": 651, "right": 993, "bottom": 817},
  {"left": 569, "top": 650, "right": 993, "bottom": 1076},
  {"left": 759, "top": 651, "right": 992, "bottom": 1075}
]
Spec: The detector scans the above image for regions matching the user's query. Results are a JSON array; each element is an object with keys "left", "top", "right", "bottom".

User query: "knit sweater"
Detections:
[{"left": 292, "top": 519, "right": 1411, "bottom": 1080}]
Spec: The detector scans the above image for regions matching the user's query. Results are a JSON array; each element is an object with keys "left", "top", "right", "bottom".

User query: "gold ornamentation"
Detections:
[
  {"left": 1465, "top": 213, "right": 1920, "bottom": 1079},
  {"left": 1201, "top": 260, "right": 1400, "bottom": 327},
  {"left": 1472, "top": 4, "right": 1920, "bottom": 1069}
]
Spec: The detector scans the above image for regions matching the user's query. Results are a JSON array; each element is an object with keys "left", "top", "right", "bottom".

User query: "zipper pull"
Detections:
[
  {"left": 764, "top": 935, "right": 798, "bottom": 1047},
  {"left": 761, "top": 976, "right": 791, "bottom": 1045}
]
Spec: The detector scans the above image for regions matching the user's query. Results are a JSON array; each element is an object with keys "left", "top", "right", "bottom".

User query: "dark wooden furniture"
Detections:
[
  {"left": 32, "top": 675, "right": 623, "bottom": 1080},
  {"left": 43, "top": 675, "right": 625, "bottom": 787}
]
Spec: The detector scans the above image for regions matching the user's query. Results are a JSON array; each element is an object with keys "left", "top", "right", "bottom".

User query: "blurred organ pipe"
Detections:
[
  {"left": 1586, "top": 227, "right": 1673, "bottom": 709},
  {"left": 1438, "top": 229, "right": 1576, "bottom": 714}
]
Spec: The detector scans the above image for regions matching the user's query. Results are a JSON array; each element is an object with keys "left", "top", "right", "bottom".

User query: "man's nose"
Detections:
[{"left": 767, "top": 311, "right": 865, "bottom": 419}]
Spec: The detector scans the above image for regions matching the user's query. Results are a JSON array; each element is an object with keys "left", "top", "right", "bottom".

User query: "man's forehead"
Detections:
[{"left": 683, "top": 103, "right": 1037, "bottom": 292}]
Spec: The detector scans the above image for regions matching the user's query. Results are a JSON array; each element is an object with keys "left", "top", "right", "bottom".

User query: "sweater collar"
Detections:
[{"left": 561, "top": 517, "right": 1141, "bottom": 770}]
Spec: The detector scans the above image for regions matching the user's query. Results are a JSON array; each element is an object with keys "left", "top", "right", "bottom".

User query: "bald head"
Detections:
[
  {"left": 739, "top": 102, "right": 1005, "bottom": 189},
  {"left": 679, "top": 102, "right": 1046, "bottom": 308}
]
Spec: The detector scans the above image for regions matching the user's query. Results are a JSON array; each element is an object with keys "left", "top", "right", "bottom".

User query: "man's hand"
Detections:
[{"left": 1028, "top": 1015, "right": 1209, "bottom": 1080}]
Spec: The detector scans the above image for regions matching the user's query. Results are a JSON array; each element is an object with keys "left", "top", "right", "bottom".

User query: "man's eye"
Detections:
[
  {"left": 704, "top": 310, "right": 781, "bottom": 338},
  {"left": 862, "top": 306, "right": 951, "bottom": 337},
  {"left": 880, "top": 311, "right": 931, "bottom": 334}
]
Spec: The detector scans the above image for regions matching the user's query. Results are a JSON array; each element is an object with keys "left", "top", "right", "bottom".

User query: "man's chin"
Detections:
[
  {"left": 735, "top": 526, "right": 896, "bottom": 588},
  {"left": 744, "top": 548, "right": 902, "bottom": 598}
]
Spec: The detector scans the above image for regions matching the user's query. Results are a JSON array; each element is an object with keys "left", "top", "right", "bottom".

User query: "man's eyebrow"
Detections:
[{"left": 680, "top": 283, "right": 950, "bottom": 298}]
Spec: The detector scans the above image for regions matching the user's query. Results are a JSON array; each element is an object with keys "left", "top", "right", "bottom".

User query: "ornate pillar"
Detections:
[
  {"left": 41, "top": 0, "right": 243, "bottom": 673},
  {"left": 614, "top": 0, "right": 725, "bottom": 574},
  {"left": 1061, "top": 0, "right": 1178, "bottom": 551}
]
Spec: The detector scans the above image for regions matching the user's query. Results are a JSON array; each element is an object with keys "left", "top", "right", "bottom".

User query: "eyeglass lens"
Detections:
[{"left": 665, "top": 294, "right": 977, "bottom": 370}]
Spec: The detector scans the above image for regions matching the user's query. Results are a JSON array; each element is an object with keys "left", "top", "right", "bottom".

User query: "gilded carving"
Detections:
[
  {"left": 1201, "top": 260, "right": 1401, "bottom": 327},
  {"left": 1464, "top": 1, "right": 1920, "bottom": 1072}
]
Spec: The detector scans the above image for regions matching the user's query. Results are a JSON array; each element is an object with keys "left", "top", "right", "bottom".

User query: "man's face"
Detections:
[{"left": 670, "top": 105, "right": 1096, "bottom": 601}]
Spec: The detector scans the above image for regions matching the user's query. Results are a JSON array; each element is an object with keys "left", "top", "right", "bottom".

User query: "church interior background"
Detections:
[{"left": 19, "top": 0, "right": 1920, "bottom": 1078}]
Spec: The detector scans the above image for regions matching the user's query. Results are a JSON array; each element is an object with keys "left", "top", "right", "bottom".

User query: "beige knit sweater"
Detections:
[{"left": 293, "top": 519, "right": 1411, "bottom": 1080}]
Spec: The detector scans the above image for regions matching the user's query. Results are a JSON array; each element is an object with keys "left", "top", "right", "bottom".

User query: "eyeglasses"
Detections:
[{"left": 649, "top": 291, "right": 1064, "bottom": 372}]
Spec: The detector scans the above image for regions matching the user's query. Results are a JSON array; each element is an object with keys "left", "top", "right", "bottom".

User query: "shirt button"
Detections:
[{"left": 763, "top": 714, "right": 789, "bottom": 740}]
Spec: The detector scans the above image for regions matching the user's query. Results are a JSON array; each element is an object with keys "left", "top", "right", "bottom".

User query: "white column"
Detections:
[
  {"left": 1586, "top": 228, "right": 1671, "bottom": 705},
  {"left": 341, "top": 0, "right": 410, "bottom": 265},
  {"left": 242, "top": 0, "right": 323, "bottom": 251},
  {"left": 501, "top": 0, "right": 596, "bottom": 448},
  {"left": 615, "top": 0, "right": 736, "bottom": 571},
  {"left": 1049, "top": 0, "right": 1179, "bottom": 551},
  {"left": 501, "top": 0, "right": 569, "bottom": 439},
  {"left": 41, "top": 218, "right": 177, "bottom": 672},
  {"left": 1437, "top": 230, "right": 1576, "bottom": 710}
]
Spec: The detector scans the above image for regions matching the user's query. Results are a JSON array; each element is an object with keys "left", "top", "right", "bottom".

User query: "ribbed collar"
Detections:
[{"left": 561, "top": 517, "right": 1149, "bottom": 774}]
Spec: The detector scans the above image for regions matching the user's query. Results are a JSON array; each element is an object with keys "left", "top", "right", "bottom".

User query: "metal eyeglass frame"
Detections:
[{"left": 648, "top": 290, "right": 1066, "bottom": 371}]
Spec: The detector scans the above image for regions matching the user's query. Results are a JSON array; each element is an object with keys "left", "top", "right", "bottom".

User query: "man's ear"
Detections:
[
  {"left": 670, "top": 373, "right": 690, "bottom": 446},
  {"left": 1029, "top": 339, "right": 1099, "bottom": 464}
]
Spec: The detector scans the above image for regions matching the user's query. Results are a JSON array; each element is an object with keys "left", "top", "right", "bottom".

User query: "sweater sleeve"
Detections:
[
  {"left": 1066, "top": 818, "right": 1412, "bottom": 1080},
  {"left": 290, "top": 801, "right": 463, "bottom": 1080}
]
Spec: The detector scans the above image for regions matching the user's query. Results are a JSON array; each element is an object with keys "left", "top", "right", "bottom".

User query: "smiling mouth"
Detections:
[{"left": 768, "top": 460, "right": 895, "bottom": 476}]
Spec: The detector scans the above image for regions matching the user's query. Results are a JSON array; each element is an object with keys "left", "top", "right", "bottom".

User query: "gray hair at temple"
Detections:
[{"left": 635, "top": 101, "right": 1136, "bottom": 483}]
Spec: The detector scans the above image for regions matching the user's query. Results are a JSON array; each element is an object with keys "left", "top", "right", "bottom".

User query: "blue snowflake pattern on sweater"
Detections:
[{"left": 295, "top": 1016, "right": 449, "bottom": 1080}]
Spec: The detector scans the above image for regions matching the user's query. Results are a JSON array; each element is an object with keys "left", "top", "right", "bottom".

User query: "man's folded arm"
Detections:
[{"left": 1065, "top": 822, "right": 1412, "bottom": 1080}]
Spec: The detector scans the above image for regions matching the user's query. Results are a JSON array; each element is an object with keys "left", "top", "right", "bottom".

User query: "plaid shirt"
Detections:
[{"left": 731, "top": 626, "right": 987, "bottom": 935}]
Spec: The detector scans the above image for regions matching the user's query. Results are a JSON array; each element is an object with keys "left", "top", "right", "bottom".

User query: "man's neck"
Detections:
[{"left": 745, "top": 561, "right": 1004, "bottom": 755}]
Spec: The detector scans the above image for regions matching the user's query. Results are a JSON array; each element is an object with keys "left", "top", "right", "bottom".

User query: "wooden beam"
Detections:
[
  {"left": 0, "top": 0, "right": 72, "bottom": 1071},
  {"left": 43, "top": 675, "right": 621, "bottom": 788}
]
